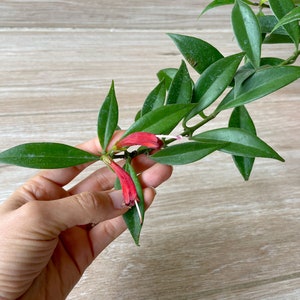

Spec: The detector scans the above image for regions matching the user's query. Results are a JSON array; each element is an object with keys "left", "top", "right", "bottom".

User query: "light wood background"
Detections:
[{"left": 0, "top": 1, "right": 299, "bottom": 299}]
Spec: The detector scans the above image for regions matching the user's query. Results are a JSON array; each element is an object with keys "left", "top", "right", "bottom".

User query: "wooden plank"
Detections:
[
  {"left": 0, "top": 1, "right": 299, "bottom": 299},
  {"left": 0, "top": 30, "right": 296, "bottom": 117},
  {"left": 69, "top": 274, "right": 300, "bottom": 299},
  {"left": 66, "top": 154, "right": 300, "bottom": 299},
  {"left": 0, "top": 0, "right": 232, "bottom": 30},
  {"left": 1, "top": 97, "right": 299, "bottom": 299}
]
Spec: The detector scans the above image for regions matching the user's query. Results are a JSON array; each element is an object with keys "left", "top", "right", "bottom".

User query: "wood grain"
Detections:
[
  {"left": 0, "top": 1, "right": 299, "bottom": 299},
  {"left": 0, "top": 0, "right": 231, "bottom": 30}
]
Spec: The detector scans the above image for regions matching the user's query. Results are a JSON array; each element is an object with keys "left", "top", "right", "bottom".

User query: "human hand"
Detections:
[{"left": 0, "top": 133, "right": 172, "bottom": 300}]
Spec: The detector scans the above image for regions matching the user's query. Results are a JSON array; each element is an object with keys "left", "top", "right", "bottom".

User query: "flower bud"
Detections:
[
  {"left": 103, "top": 156, "right": 139, "bottom": 207},
  {"left": 115, "top": 132, "right": 163, "bottom": 150}
]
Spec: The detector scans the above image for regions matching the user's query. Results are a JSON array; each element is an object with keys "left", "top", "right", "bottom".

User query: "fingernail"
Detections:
[{"left": 109, "top": 190, "right": 128, "bottom": 209}]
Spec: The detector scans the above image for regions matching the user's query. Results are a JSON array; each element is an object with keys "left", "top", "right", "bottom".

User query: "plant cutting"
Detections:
[{"left": 0, "top": 0, "right": 299, "bottom": 245}]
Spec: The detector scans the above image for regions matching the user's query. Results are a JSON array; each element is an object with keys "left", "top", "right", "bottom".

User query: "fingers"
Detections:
[
  {"left": 16, "top": 190, "right": 129, "bottom": 237},
  {"left": 68, "top": 165, "right": 117, "bottom": 195},
  {"left": 131, "top": 154, "right": 157, "bottom": 173},
  {"left": 90, "top": 186, "right": 156, "bottom": 256},
  {"left": 132, "top": 154, "right": 173, "bottom": 187},
  {"left": 22, "top": 132, "right": 171, "bottom": 198},
  {"left": 69, "top": 157, "right": 172, "bottom": 195},
  {"left": 139, "top": 162, "right": 173, "bottom": 188}
]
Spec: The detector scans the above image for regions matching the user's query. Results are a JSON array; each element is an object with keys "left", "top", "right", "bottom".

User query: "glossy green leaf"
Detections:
[
  {"left": 229, "top": 106, "right": 256, "bottom": 180},
  {"left": 258, "top": 15, "right": 289, "bottom": 35},
  {"left": 134, "top": 109, "right": 142, "bottom": 121},
  {"left": 232, "top": 153, "right": 255, "bottom": 179},
  {"left": 122, "top": 162, "right": 145, "bottom": 246},
  {"left": 192, "top": 128, "right": 284, "bottom": 161},
  {"left": 166, "top": 60, "right": 193, "bottom": 104},
  {"left": 123, "top": 104, "right": 194, "bottom": 137},
  {"left": 234, "top": 57, "right": 284, "bottom": 97},
  {"left": 269, "top": 0, "right": 300, "bottom": 48},
  {"left": 232, "top": 0, "right": 262, "bottom": 68},
  {"left": 186, "top": 53, "right": 244, "bottom": 120},
  {"left": 217, "top": 65, "right": 300, "bottom": 111},
  {"left": 97, "top": 81, "right": 119, "bottom": 151},
  {"left": 260, "top": 57, "right": 285, "bottom": 66},
  {"left": 233, "top": 66, "right": 256, "bottom": 98},
  {"left": 263, "top": 33, "right": 294, "bottom": 43},
  {"left": 271, "top": 7, "right": 300, "bottom": 33},
  {"left": 141, "top": 80, "right": 166, "bottom": 116},
  {"left": 0, "top": 143, "right": 100, "bottom": 169},
  {"left": 157, "top": 68, "right": 178, "bottom": 90},
  {"left": 200, "top": 0, "right": 234, "bottom": 16},
  {"left": 229, "top": 106, "right": 256, "bottom": 135},
  {"left": 151, "top": 142, "right": 228, "bottom": 165},
  {"left": 168, "top": 33, "right": 223, "bottom": 74}
]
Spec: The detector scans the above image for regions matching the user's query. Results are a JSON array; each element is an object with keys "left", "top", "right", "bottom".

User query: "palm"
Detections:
[{"left": 23, "top": 227, "right": 94, "bottom": 299}]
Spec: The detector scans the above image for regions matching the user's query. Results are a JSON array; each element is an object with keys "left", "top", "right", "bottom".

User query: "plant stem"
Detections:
[
  {"left": 184, "top": 110, "right": 219, "bottom": 137},
  {"left": 112, "top": 147, "right": 152, "bottom": 160},
  {"left": 281, "top": 49, "right": 300, "bottom": 65},
  {"left": 164, "top": 109, "right": 219, "bottom": 146}
]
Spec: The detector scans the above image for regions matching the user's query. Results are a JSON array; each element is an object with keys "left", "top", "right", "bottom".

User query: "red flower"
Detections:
[
  {"left": 115, "top": 132, "right": 163, "bottom": 150},
  {"left": 103, "top": 157, "right": 138, "bottom": 207}
]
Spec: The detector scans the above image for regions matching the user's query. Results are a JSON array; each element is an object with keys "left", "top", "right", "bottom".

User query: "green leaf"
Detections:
[
  {"left": 269, "top": 0, "right": 300, "bottom": 48},
  {"left": 258, "top": 15, "right": 289, "bottom": 35},
  {"left": 123, "top": 104, "right": 194, "bottom": 137},
  {"left": 192, "top": 128, "right": 284, "bottom": 161},
  {"left": 229, "top": 106, "right": 256, "bottom": 180},
  {"left": 186, "top": 52, "right": 244, "bottom": 120},
  {"left": 151, "top": 141, "right": 228, "bottom": 165},
  {"left": 168, "top": 33, "right": 224, "bottom": 74},
  {"left": 260, "top": 57, "right": 285, "bottom": 66},
  {"left": 200, "top": 0, "right": 235, "bottom": 16},
  {"left": 141, "top": 80, "right": 166, "bottom": 116},
  {"left": 263, "top": 33, "right": 294, "bottom": 43},
  {"left": 232, "top": 0, "right": 262, "bottom": 68},
  {"left": 122, "top": 162, "right": 145, "bottom": 246},
  {"left": 157, "top": 68, "right": 178, "bottom": 90},
  {"left": 217, "top": 65, "right": 300, "bottom": 111},
  {"left": 233, "top": 57, "right": 284, "bottom": 97},
  {"left": 271, "top": 7, "right": 300, "bottom": 33},
  {"left": 97, "top": 81, "right": 119, "bottom": 151},
  {"left": 232, "top": 155, "right": 255, "bottom": 179},
  {"left": 166, "top": 60, "right": 193, "bottom": 104},
  {"left": 134, "top": 109, "right": 142, "bottom": 121},
  {"left": 233, "top": 66, "right": 256, "bottom": 98},
  {"left": 0, "top": 143, "right": 100, "bottom": 169},
  {"left": 228, "top": 106, "right": 256, "bottom": 135}
]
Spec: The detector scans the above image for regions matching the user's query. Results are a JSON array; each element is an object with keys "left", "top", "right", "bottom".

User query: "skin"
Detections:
[{"left": 0, "top": 134, "right": 173, "bottom": 300}]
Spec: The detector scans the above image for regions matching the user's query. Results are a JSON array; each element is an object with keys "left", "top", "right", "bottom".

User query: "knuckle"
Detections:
[
  {"left": 74, "top": 192, "right": 105, "bottom": 220},
  {"left": 95, "top": 171, "right": 115, "bottom": 191},
  {"left": 20, "top": 178, "right": 46, "bottom": 201}
]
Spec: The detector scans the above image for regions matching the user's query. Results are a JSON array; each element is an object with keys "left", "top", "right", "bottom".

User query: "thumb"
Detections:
[{"left": 17, "top": 190, "right": 129, "bottom": 237}]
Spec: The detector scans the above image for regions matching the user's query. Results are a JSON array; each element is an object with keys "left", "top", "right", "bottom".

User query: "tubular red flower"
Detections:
[
  {"left": 115, "top": 132, "right": 163, "bottom": 150},
  {"left": 109, "top": 160, "right": 139, "bottom": 207}
]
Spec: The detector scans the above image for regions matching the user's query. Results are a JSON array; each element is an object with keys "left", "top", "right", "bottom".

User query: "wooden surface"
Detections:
[{"left": 0, "top": 1, "right": 300, "bottom": 299}]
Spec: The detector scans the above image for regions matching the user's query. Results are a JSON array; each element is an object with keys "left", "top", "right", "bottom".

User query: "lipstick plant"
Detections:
[{"left": 1, "top": 0, "right": 300, "bottom": 244}]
